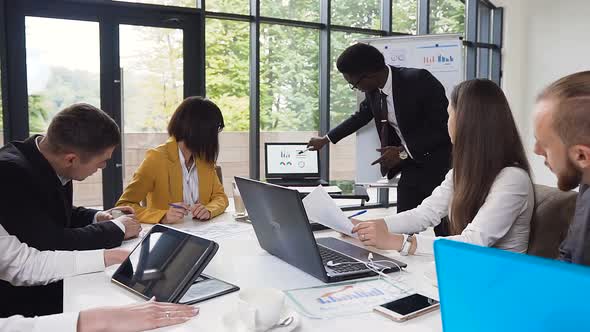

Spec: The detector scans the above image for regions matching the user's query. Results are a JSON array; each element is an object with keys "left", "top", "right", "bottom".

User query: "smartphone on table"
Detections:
[{"left": 374, "top": 293, "right": 439, "bottom": 322}]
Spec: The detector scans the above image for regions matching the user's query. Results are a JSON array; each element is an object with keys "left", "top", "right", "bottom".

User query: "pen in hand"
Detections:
[
  {"left": 348, "top": 210, "right": 367, "bottom": 219},
  {"left": 168, "top": 203, "right": 189, "bottom": 211},
  {"left": 298, "top": 147, "right": 312, "bottom": 155}
]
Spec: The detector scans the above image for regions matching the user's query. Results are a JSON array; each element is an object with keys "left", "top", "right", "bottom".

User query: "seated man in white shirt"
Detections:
[
  {"left": 351, "top": 79, "right": 534, "bottom": 256},
  {"left": 0, "top": 225, "right": 198, "bottom": 332}
]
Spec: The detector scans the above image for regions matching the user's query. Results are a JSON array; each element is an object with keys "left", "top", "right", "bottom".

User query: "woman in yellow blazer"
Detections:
[{"left": 116, "top": 97, "right": 229, "bottom": 224}]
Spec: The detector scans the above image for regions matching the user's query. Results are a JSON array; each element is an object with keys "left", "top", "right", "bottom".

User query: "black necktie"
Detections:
[{"left": 378, "top": 91, "right": 390, "bottom": 177}]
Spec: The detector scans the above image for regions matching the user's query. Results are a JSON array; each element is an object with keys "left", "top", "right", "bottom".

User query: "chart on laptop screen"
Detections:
[{"left": 266, "top": 144, "right": 319, "bottom": 175}]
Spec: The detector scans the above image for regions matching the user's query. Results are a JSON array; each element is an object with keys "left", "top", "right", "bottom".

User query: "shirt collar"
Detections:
[
  {"left": 35, "top": 136, "right": 71, "bottom": 186},
  {"left": 178, "top": 147, "right": 195, "bottom": 173},
  {"left": 379, "top": 66, "right": 393, "bottom": 96}
]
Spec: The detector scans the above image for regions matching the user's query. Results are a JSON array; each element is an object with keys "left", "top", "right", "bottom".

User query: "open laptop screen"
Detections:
[{"left": 265, "top": 143, "right": 320, "bottom": 179}]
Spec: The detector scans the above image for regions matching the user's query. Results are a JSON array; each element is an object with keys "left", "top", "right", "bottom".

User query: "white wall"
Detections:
[{"left": 492, "top": 0, "right": 590, "bottom": 187}]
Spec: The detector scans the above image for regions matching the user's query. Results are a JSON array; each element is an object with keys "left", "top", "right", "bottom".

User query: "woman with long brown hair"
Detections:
[{"left": 352, "top": 79, "right": 533, "bottom": 255}]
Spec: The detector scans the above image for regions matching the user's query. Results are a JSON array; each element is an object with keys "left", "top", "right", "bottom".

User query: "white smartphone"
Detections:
[{"left": 374, "top": 293, "right": 440, "bottom": 322}]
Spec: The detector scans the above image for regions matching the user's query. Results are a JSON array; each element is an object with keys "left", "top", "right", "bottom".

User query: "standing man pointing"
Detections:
[{"left": 308, "top": 43, "right": 452, "bottom": 235}]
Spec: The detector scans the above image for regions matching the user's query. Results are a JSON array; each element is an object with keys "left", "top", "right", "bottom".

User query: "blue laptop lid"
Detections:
[{"left": 434, "top": 239, "right": 590, "bottom": 332}]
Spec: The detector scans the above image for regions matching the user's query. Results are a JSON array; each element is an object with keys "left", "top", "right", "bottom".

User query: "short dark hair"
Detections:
[
  {"left": 553, "top": 97, "right": 590, "bottom": 147},
  {"left": 336, "top": 43, "right": 386, "bottom": 76},
  {"left": 46, "top": 103, "right": 120, "bottom": 160},
  {"left": 167, "top": 96, "right": 224, "bottom": 164}
]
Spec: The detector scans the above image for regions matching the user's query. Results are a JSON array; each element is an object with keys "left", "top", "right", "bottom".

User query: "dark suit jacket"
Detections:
[
  {"left": 328, "top": 66, "right": 451, "bottom": 179},
  {"left": 0, "top": 135, "right": 124, "bottom": 317}
]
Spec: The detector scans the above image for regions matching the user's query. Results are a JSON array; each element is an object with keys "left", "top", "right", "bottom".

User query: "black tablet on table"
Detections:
[{"left": 111, "top": 224, "right": 238, "bottom": 304}]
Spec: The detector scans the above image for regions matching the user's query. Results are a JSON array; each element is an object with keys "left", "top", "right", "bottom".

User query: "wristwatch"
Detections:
[
  {"left": 399, "top": 146, "right": 409, "bottom": 160},
  {"left": 399, "top": 234, "right": 413, "bottom": 256}
]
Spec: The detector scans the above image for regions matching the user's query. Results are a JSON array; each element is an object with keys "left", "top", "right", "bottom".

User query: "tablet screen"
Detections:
[{"left": 112, "top": 225, "right": 214, "bottom": 301}]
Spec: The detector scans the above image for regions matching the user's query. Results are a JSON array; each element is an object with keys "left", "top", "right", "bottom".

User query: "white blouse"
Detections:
[
  {"left": 384, "top": 167, "right": 533, "bottom": 255},
  {"left": 0, "top": 225, "right": 105, "bottom": 332},
  {"left": 178, "top": 147, "right": 199, "bottom": 205}
]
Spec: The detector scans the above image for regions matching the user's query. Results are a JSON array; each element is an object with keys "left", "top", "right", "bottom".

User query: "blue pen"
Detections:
[
  {"left": 168, "top": 203, "right": 188, "bottom": 210},
  {"left": 348, "top": 210, "right": 367, "bottom": 219}
]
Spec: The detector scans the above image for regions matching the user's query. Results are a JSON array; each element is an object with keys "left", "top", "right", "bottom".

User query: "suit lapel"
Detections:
[
  {"left": 196, "top": 158, "right": 209, "bottom": 204},
  {"left": 389, "top": 65, "right": 406, "bottom": 135},
  {"left": 18, "top": 136, "right": 71, "bottom": 226},
  {"left": 165, "top": 138, "right": 184, "bottom": 203}
]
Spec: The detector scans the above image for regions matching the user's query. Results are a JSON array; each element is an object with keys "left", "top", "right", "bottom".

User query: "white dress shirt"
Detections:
[
  {"left": 384, "top": 167, "right": 533, "bottom": 255},
  {"left": 178, "top": 147, "right": 199, "bottom": 205},
  {"left": 380, "top": 66, "right": 413, "bottom": 158},
  {"left": 0, "top": 224, "right": 105, "bottom": 332},
  {"left": 34, "top": 136, "right": 125, "bottom": 234}
]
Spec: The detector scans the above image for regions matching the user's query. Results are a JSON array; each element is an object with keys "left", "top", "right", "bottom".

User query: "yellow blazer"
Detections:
[{"left": 116, "top": 137, "right": 229, "bottom": 223}]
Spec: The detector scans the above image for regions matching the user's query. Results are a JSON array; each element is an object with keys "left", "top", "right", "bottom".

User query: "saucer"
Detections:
[{"left": 222, "top": 307, "right": 300, "bottom": 332}]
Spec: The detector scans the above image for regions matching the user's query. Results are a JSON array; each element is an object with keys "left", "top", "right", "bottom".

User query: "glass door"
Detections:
[
  {"left": 8, "top": 1, "right": 203, "bottom": 209},
  {"left": 119, "top": 24, "right": 184, "bottom": 187},
  {"left": 103, "top": 9, "right": 202, "bottom": 208},
  {"left": 24, "top": 16, "right": 103, "bottom": 208}
]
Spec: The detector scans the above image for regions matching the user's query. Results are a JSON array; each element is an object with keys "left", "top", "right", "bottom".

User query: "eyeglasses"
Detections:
[{"left": 349, "top": 74, "right": 367, "bottom": 90}]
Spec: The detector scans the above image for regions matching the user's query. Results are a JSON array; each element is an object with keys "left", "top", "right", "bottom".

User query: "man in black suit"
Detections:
[
  {"left": 0, "top": 103, "right": 142, "bottom": 317},
  {"left": 308, "top": 43, "right": 452, "bottom": 233}
]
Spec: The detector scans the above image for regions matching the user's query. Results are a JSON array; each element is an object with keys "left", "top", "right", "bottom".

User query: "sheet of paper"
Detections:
[
  {"left": 302, "top": 185, "right": 354, "bottom": 236},
  {"left": 181, "top": 222, "right": 253, "bottom": 240},
  {"left": 285, "top": 278, "right": 412, "bottom": 319},
  {"left": 294, "top": 186, "right": 342, "bottom": 194}
]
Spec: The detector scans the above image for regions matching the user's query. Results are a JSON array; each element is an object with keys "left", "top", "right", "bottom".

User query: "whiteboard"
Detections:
[{"left": 353, "top": 34, "right": 464, "bottom": 184}]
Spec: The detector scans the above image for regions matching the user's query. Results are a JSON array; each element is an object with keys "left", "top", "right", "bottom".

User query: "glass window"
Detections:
[
  {"left": 207, "top": 0, "right": 249, "bottom": 15},
  {"left": 477, "top": 48, "right": 491, "bottom": 79},
  {"left": 329, "top": 32, "right": 374, "bottom": 184},
  {"left": 392, "top": 0, "right": 417, "bottom": 34},
  {"left": 259, "top": 24, "right": 319, "bottom": 178},
  {"left": 113, "top": 0, "right": 196, "bottom": 7},
  {"left": 429, "top": 0, "right": 465, "bottom": 34},
  {"left": 478, "top": 4, "right": 491, "bottom": 43},
  {"left": 25, "top": 16, "right": 102, "bottom": 208},
  {"left": 206, "top": 18, "right": 250, "bottom": 195},
  {"left": 261, "top": 0, "right": 319, "bottom": 22},
  {"left": 119, "top": 24, "right": 184, "bottom": 189},
  {"left": 332, "top": 0, "right": 381, "bottom": 30}
]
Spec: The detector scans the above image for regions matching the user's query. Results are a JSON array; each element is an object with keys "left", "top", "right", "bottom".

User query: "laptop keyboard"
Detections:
[{"left": 319, "top": 245, "right": 370, "bottom": 274}]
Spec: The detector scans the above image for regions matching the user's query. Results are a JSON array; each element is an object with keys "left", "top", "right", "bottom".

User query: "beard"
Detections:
[{"left": 556, "top": 157, "right": 582, "bottom": 191}]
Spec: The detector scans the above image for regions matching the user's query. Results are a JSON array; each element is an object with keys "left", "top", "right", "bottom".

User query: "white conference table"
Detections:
[{"left": 64, "top": 208, "right": 443, "bottom": 331}]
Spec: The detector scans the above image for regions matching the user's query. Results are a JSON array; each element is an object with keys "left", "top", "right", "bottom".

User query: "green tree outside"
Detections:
[{"left": 23, "top": 0, "right": 463, "bottom": 134}]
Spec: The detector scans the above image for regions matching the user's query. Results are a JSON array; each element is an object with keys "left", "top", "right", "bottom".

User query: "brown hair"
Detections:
[
  {"left": 46, "top": 103, "right": 120, "bottom": 161},
  {"left": 167, "top": 96, "right": 224, "bottom": 164},
  {"left": 449, "top": 79, "right": 530, "bottom": 235},
  {"left": 537, "top": 71, "right": 590, "bottom": 147}
]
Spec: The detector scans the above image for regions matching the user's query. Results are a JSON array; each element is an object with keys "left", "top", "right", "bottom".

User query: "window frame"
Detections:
[{"left": 0, "top": 0, "right": 503, "bottom": 209}]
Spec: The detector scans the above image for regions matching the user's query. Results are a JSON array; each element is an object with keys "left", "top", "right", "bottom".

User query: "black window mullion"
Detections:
[
  {"left": 381, "top": 0, "right": 392, "bottom": 34},
  {"left": 249, "top": 0, "right": 260, "bottom": 179},
  {"left": 99, "top": 16, "right": 122, "bottom": 209},
  {"left": 465, "top": 0, "right": 478, "bottom": 79},
  {"left": 3, "top": 1, "right": 28, "bottom": 141},
  {"left": 185, "top": 12, "right": 203, "bottom": 97},
  {"left": 490, "top": 6, "right": 503, "bottom": 84},
  {"left": 418, "top": 0, "right": 430, "bottom": 34},
  {"left": 477, "top": 3, "right": 490, "bottom": 79},
  {"left": 319, "top": 0, "right": 330, "bottom": 182}
]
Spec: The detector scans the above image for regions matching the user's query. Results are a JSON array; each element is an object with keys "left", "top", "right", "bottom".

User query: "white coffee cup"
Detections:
[{"left": 237, "top": 288, "right": 285, "bottom": 332}]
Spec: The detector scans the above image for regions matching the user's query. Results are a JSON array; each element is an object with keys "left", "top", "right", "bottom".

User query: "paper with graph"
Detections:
[
  {"left": 285, "top": 278, "right": 412, "bottom": 318},
  {"left": 302, "top": 185, "right": 354, "bottom": 236}
]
